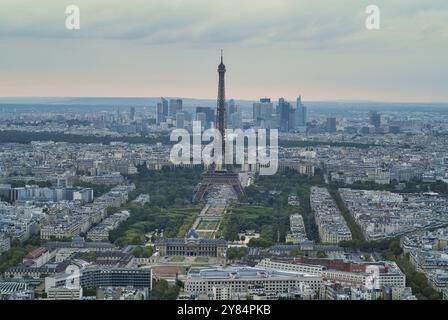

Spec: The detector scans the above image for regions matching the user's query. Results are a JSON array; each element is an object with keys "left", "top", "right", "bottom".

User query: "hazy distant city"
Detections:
[
  {"left": 2, "top": 81, "right": 448, "bottom": 300},
  {"left": 1, "top": 0, "right": 448, "bottom": 305}
]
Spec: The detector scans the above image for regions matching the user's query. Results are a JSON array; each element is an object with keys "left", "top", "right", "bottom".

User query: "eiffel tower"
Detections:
[{"left": 193, "top": 51, "right": 244, "bottom": 202}]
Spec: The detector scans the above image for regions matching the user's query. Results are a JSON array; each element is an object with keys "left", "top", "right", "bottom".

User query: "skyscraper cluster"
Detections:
[
  {"left": 156, "top": 98, "right": 169, "bottom": 125},
  {"left": 156, "top": 98, "right": 190, "bottom": 129},
  {"left": 226, "top": 99, "right": 242, "bottom": 129},
  {"left": 253, "top": 95, "right": 307, "bottom": 132}
]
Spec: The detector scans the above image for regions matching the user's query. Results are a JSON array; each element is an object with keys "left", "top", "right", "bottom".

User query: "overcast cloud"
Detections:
[{"left": 0, "top": 0, "right": 447, "bottom": 101}]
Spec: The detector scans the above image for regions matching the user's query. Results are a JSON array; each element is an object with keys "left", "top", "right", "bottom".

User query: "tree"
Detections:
[
  {"left": 142, "top": 246, "right": 153, "bottom": 258},
  {"left": 227, "top": 247, "right": 248, "bottom": 260},
  {"left": 248, "top": 238, "right": 273, "bottom": 248},
  {"left": 290, "top": 249, "right": 304, "bottom": 257},
  {"left": 79, "top": 251, "right": 97, "bottom": 262},
  {"left": 316, "top": 251, "right": 327, "bottom": 258},
  {"left": 150, "top": 279, "right": 181, "bottom": 300},
  {"left": 83, "top": 288, "right": 97, "bottom": 297},
  {"left": 132, "top": 246, "right": 144, "bottom": 257}
]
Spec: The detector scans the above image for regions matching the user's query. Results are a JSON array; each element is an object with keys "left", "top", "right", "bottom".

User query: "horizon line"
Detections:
[{"left": 0, "top": 96, "right": 447, "bottom": 105}]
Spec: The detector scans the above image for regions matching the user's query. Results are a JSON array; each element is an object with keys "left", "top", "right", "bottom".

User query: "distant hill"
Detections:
[
  {"left": 0, "top": 97, "right": 255, "bottom": 113},
  {"left": 0, "top": 97, "right": 447, "bottom": 113}
]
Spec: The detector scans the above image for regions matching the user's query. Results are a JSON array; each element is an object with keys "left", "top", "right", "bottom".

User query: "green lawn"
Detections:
[
  {"left": 171, "top": 256, "right": 186, "bottom": 262},
  {"left": 109, "top": 204, "right": 201, "bottom": 246},
  {"left": 197, "top": 219, "right": 220, "bottom": 230},
  {"left": 108, "top": 166, "right": 204, "bottom": 246},
  {"left": 197, "top": 231, "right": 214, "bottom": 239}
]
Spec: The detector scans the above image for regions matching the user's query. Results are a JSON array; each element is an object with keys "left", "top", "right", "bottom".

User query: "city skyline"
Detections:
[
  {"left": 3, "top": 0, "right": 448, "bottom": 308},
  {"left": 1, "top": 0, "right": 448, "bottom": 102}
]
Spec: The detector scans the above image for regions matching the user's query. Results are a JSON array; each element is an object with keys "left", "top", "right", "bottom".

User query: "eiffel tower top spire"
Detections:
[{"left": 218, "top": 49, "right": 226, "bottom": 72}]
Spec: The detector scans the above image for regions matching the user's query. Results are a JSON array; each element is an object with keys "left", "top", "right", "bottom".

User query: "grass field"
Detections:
[
  {"left": 197, "top": 219, "right": 220, "bottom": 231},
  {"left": 171, "top": 256, "right": 186, "bottom": 262},
  {"left": 197, "top": 231, "right": 215, "bottom": 239},
  {"left": 110, "top": 204, "right": 201, "bottom": 246}
]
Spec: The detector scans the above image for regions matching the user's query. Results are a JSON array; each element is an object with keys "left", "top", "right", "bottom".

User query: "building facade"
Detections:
[
  {"left": 154, "top": 229, "right": 227, "bottom": 261},
  {"left": 184, "top": 267, "right": 322, "bottom": 297}
]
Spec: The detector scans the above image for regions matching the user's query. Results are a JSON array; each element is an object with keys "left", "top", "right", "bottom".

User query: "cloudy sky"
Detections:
[{"left": 0, "top": 0, "right": 447, "bottom": 102}]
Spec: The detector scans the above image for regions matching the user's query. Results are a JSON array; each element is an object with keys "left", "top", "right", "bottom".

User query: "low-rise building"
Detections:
[
  {"left": 45, "top": 265, "right": 152, "bottom": 292},
  {"left": 154, "top": 229, "right": 227, "bottom": 262},
  {"left": 257, "top": 258, "right": 325, "bottom": 275},
  {"left": 257, "top": 258, "right": 406, "bottom": 290},
  {"left": 428, "top": 270, "right": 448, "bottom": 292},
  {"left": 285, "top": 214, "right": 308, "bottom": 244},
  {"left": 47, "top": 287, "right": 83, "bottom": 300},
  {"left": 0, "top": 233, "right": 10, "bottom": 254},
  {"left": 310, "top": 187, "right": 352, "bottom": 244},
  {"left": 22, "top": 247, "right": 52, "bottom": 268},
  {"left": 184, "top": 267, "right": 322, "bottom": 298}
]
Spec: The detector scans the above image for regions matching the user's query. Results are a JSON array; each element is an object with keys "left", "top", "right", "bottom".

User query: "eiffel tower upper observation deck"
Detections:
[{"left": 193, "top": 51, "right": 244, "bottom": 203}]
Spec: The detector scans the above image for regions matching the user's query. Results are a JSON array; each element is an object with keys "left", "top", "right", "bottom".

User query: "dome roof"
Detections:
[{"left": 186, "top": 228, "right": 199, "bottom": 239}]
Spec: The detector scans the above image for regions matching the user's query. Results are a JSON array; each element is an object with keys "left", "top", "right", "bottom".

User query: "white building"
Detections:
[
  {"left": 257, "top": 258, "right": 405, "bottom": 289},
  {"left": 310, "top": 187, "right": 352, "bottom": 244},
  {"left": 212, "top": 286, "right": 232, "bottom": 300},
  {"left": 0, "top": 234, "right": 11, "bottom": 254},
  {"left": 184, "top": 267, "right": 322, "bottom": 298},
  {"left": 257, "top": 259, "right": 324, "bottom": 276},
  {"left": 47, "top": 287, "right": 83, "bottom": 300}
]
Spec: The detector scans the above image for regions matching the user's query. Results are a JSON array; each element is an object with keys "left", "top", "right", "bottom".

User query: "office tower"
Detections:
[
  {"left": 196, "top": 107, "right": 215, "bottom": 123},
  {"left": 161, "top": 97, "right": 169, "bottom": 117},
  {"left": 369, "top": 111, "right": 381, "bottom": 129},
  {"left": 176, "top": 112, "right": 185, "bottom": 129},
  {"left": 183, "top": 111, "right": 192, "bottom": 122},
  {"left": 326, "top": 117, "right": 337, "bottom": 133},
  {"left": 227, "top": 99, "right": 236, "bottom": 117},
  {"left": 289, "top": 108, "right": 296, "bottom": 130},
  {"left": 177, "top": 99, "right": 183, "bottom": 114},
  {"left": 196, "top": 106, "right": 215, "bottom": 129},
  {"left": 278, "top": 98, "right": 291, "bottom": 132},
  {"left": 296, "top": 95, "right": 307, "bottom": 127},
  {"left": 196, "top": 112, "right": 207, "bottom": 129},
  {"left": 229, "top": 105, "right": 242, "bottom": 129},
  {"left": 389, "top": 125, "right": 400, "bottom": 134},
  {"left": 169, "top": 99, "right": 183, "bottom": 116},
  {"left": 130, "top": 107, "right": 135, "bottom": 121},
  {"left": 270, "top": 113, "right": 280, "bottom": 129},
  {"left": 116, "top": 107, "right": 122, "bottom": 123},
  {"left": 156, "top": 103, "right": 164, "bottom": 125},
  {"left": 260, "top": 98, "right": 273, "bottom": 124},
  {"left": 253, "top": 103, "right": 261, "bottom": 123},
  {"left": 253, "top": 98, "right": 273, "bottom": 128},
  {"left": 227, "top": 99, "right": 243, "bottom": 129}
]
